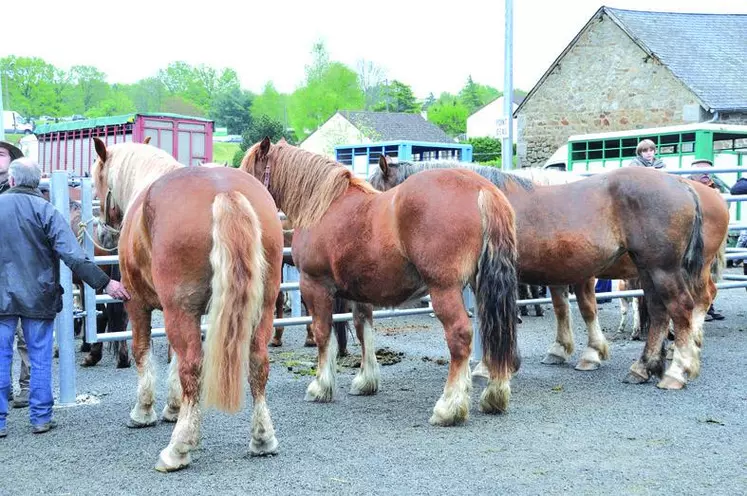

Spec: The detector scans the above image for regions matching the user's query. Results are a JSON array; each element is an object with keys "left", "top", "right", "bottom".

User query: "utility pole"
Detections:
[
  {"left": 501, "top": 0, "right": 514, "bottom": 171},
  {"left": 0, "top": 72, "right": 5, "bottom": 141}
]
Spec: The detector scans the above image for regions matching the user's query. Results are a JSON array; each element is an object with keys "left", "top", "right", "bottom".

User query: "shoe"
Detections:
[
  {"left": 709, "top": 311, "right": 725, "bottom": 321},
  {"left": 0, "top": 427, "right": 6, "bottom": 438},
  {"left": 31, "top": 420, "right": 57, "bottom": 434},
  {"left": 704, "top": 314, "right": 714, "bottom": 322},
  {"left": 12, "top": 390, "right": 29, "bottom": 409}
]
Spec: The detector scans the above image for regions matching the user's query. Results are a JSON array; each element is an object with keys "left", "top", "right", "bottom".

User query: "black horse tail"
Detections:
[
  {"left": 682, "top": 183, "right": 706, "bottom": 294},
  {"left": 476, "top": 188, "right": 520, "bottom": 383},
  {"left": 333, "top": 296, "right": 349, "bottom": 357}
]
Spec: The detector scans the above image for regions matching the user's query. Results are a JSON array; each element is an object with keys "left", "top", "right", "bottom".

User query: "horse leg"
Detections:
[
  {"left": 429, "top": 288, "right": 473, "bottom": 426},
  {"left": 652, "top": 270, "right": 702, "bottom": 390},
  {"left": 532, "top": 285, "right": 545, "bottom": 317},
  {"left": 302, "top": 296, "right": 316, "bottom": 347},
  {"left": 81, "top": 303, "right": 107, "bottom": 367},
  {"left": 161, "top": 354, "right": 182, "bottom": 423},
  {"left": 349, "top": 302, "right": 380, "bottom": 396},
  {"left": 541, "top": 286, "right": 574, "bottom": 365},
  {"left": 624, "top": 282, "right": 669, "bottom": 385},
  {"left": 108, "top": 302, "right": 131, "bottom": 369},
  {"left": 303, "top": 283, "right": 336, "bottom": 402},
  {"left": 574, "top": 278, "right": 610, "bottom": 371},
  {"left": 631, "top": 296, "right": 642, "bottom": 341},
  {"left": 126, "top": 302, "right": 157, "bottom": 429},
  {"left": 270, "top": 291, "right": 284, "bottom": 347},
  {"left": 518, "top": 284, "right": 530, "bottom": 317},
  {"left": 248, "top": 301, "right": 279, "bottom": 456},
  {"left": 156, "top": 308, "right": 203, "bottom": 472}
]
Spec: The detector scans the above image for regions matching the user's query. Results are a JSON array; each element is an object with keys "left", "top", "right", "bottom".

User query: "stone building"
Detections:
[{"left": 514, "top": 7, "right": 747, "bottom": 166}]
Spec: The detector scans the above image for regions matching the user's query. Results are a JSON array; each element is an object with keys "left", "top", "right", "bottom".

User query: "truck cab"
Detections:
[{"left": 3, "top": 111, "right": 34, "bottom": 134}]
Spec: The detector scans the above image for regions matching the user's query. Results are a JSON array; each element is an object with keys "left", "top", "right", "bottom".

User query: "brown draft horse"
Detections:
[
  {"left": 370, "top": 158, "right": 729, "bottom": 389},
  {"left": 271, "top": 220, "right": 350, "bottom": 354},
  {"left": 241, "top": 137, "right": 520, "bottom": 426},
  {"left": 92, "top": 138, "right": 283, "bottom": 472}
]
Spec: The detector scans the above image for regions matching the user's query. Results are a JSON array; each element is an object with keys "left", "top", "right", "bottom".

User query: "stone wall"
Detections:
[{"left": 516, "top": 13, "right": 703, "bottom": 167}]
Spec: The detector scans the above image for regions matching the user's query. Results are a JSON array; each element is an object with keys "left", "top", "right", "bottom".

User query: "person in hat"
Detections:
[
  {"left": 0, "top": 141, "right": 24, "bottom": 194},
  {"left": 0, "top": 141, "right": 32, "bottom": 409}
]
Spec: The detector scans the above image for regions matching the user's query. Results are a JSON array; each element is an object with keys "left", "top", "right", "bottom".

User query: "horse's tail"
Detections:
[
  {"left": 333, "top": 296, "right": 349, "bottom": 356},
  {"left": 476, "top": 188, "right": 520, "bottom": 383},
  {"left": 202, "top": 191, "right": 267, "bottom": 413},
  {"left": 682, "top": 183, "right": 706, "bottom": 293}
]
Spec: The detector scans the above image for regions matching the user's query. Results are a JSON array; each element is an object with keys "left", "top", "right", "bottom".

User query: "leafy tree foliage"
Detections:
[
  {"left": 210, "top": 88, "right": 253, "bottom": 134},
  {"left": 427, "top": 93, "right": 469, "bottom": 136},
  {"left": 373, "top": 80, "right": 420, "bottom": 113},
  {"left": 465, "top": 137, "right": 502, "bottom": 163}
]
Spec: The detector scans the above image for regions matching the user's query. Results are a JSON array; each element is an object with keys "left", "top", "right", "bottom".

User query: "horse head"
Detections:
[
  {"left": 368, "top": 155, "right": 401, "bottom": 192},
  {"left": 240, "top": 136, "right": 274, "bottom": 186},
  {"left": 92, "top": 137, "right": 125, "bottom": 232}
]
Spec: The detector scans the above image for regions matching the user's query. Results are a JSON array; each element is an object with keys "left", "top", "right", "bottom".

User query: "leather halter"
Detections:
[
  {"left": 103, "top": 189, "right": 121, "bottom": 234},
  {"left": 263, "top": 160, "right": 272, "bottom": 188}
]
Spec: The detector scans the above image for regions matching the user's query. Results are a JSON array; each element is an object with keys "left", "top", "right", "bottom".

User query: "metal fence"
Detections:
[{"left": 47, "top": 165, "right": 747, "bottom": 404}]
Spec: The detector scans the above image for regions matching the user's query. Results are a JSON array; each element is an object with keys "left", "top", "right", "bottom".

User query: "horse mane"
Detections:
[
  {"left": 507, "top": 168, "right": 584, "bottom": 186},
  {"left": 260, "top": 142, "right": 378, "bottom": 228},
  {"left": 93, "top": 142, "right": 183, "bottom": 213},
  {"left": 393, "top": 160, "right": 536, "bottom": 192}
]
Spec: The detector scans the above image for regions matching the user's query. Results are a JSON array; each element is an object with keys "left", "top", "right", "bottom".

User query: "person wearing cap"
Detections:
[
  {"left": 0, "top": 140, "right": 31, "bottom": 409},
  {"left": 0, "top": 157, "right": 131, "bottom": 437}
]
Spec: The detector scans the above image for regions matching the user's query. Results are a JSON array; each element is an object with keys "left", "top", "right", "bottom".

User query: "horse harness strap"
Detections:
[{"left": 263, "top": 162, "right": 272, "bottom": 188}]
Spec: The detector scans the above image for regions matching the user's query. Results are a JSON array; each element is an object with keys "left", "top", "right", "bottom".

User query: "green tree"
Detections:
[
  {"left": 233, "top": 115, "right": 296, "bottom": 166},
  {"left": 289, "top": 42, "right": 364, "bottom": 139},
  {"left": 458, "top": 75, "right": 501, "bottom": 114},
  {"left": 210, "top": 88, "right": 253, "bottom": 134},
  {"left": 0, "top": 56, "right": 58, "bottom": 116},
  {"left": 85, "top": 88, "right": 136, "bottom": 118},
  {"left": 427, "top": 93, "right": 469, "bottom": 136},
  {"left": 466, "top": 137, "right": 502, "bottom": 163},
  {"left": 422, "top": 92, "right": 437, "bottom": 111},
  {"left": 161, "top": 95, "right": 206, "bottom": 116},
  {"left": 127, "top": 77, "right": 167, "bottom": 112},
  {"left": 69, "top": 65, "right": 110, "bottom": 112},
  {"left": 373, "top": 80, "right": 420, "bottom": 113},
  {"left": 251, "top": 82, "right": 289, "bottom": 124}
]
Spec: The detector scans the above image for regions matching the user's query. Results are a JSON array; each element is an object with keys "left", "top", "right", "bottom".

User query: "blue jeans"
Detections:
[{"left": 0, "top": 316, "right": 55, "bottom": 429}]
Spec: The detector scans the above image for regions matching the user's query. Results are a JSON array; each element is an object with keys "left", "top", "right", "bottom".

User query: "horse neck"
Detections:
[
  {"left": 110, "top": 159, "right": 182, "bottom": 213},
  {"left": 269, "top": 148, "right": 359, "bottom": 229}
]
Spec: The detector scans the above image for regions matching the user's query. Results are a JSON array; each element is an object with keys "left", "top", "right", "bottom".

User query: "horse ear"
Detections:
[
  {"left": 143, "top": 136, "right": 152, "bottom": 145},
  {"left": 379, "top": 155, "right": 389, "bottom": 177},
  {"left": 93, "top": 138, "right": 107, "bottom": 162},
  {"left": 259, "top": 136, "right": 271, "bottom": 157}
]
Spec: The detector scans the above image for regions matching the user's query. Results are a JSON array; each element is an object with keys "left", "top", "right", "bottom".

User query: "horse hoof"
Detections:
[
  {"left": 155, "top": 450, "right": 191, "bottom": 473},
  {"left": 269, "top": 339, "right": 282, "bottom": 347},
  {"left": 162, "top": 405, "right": 180, "bottom": 423},
  {"left": 116, "top": 359, "right": 131, "bottom": 369},
  {"left": 622, "top": 371, "right": 650, "bottom": 384},
  {"left": 575, "top": 359, "right": 600, "bottom": 371},
  {"left": 519, "top": 309, "right": 529, "bottom": 317},
  {"left": 126, "top": 418, "right": 157, "bottom": 429},
  {"left": 656, "top": 376, "right": 686, "bottom": 390},
  {"left": 80, "top": 355, "right": 102, "bottom": 367},
  {"left": 303, "top": 339, "right": 317, "bottom": 348},
  {"left": 249, "top": 435, "right": 279, "bottom": 457},
  {"left": 541, "top": 354, "right": 567, "bottom": 365},
  {"left": 80, "top": 343, "right": 92, "bottom": 353}
]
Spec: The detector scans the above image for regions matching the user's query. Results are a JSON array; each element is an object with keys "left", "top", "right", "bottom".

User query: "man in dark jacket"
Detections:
[
  {"left": 0, "top": 158, "right": 130, "bottom": 437},
  {"left": 0, "top": 140, "right": 31, "bottom": 409}
]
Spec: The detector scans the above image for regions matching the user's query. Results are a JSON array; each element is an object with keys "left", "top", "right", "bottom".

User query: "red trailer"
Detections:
[{"left": 34, "top": 113, "right": 214, "bottom": 176}]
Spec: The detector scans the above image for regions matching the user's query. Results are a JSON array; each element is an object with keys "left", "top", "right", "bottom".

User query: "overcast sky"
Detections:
[{"left": 3, "top": 0, "right": 745, "bottom": 98}]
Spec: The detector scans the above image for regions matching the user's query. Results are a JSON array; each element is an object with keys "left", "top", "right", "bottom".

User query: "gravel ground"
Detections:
[{"left": 2, "top": 274, "right": 746, "bottom": 495}]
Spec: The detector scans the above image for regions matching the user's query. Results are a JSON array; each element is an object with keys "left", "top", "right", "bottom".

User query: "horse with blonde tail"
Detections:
[
  {"left": 91, "top": 138, "right": 283, "bottom": 472},
  {"left": 241, "top": 137, "right": 520, "bottom": 426}
]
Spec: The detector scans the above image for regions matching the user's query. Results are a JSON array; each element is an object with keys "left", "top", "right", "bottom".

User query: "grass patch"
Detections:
[
  {"left": 212, "top": 142, "right": 240, "bottom": 165},
  {"left": 3, "top": 133, "right": 25, "bottom": 145}
]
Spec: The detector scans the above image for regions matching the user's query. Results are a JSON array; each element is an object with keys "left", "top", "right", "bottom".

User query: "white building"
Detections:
[{"left": 466, "top": 95, "right": 523, "bottom": 141}]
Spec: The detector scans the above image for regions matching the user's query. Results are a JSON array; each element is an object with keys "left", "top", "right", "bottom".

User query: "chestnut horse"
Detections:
[
  {"left": 370, "top": 158, "right": 729, "bottom": 389},
  {"left": 241, "top": 138, "right": 520, "bottom": 426},
  {"left": 92, "top": 138, "right": 283, "bottom": 472}
]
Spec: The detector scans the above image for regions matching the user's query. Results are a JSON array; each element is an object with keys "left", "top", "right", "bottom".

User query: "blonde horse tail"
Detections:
[
  {"left": 201, "top": 191, "right": 266, "bottom": 413},
  {"left": 476, "top": 188, "right": 520, "bottom": 386},
  {"left": 711, "top": 233, "right": 727, "bottom": 282}
]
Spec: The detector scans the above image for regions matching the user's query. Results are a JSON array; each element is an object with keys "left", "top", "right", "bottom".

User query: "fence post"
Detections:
[
  {"left": 286, "top": 266, "right": 302, "bottom": 317},
  {"left": 51, "top": 171, "right": 76, "bottom": 405},
  {"left": 464, "top": 287, "right": 482, "bottom": 362},
  {"left": 81, "top": 178, "right": 99, "bottom": 345}
]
